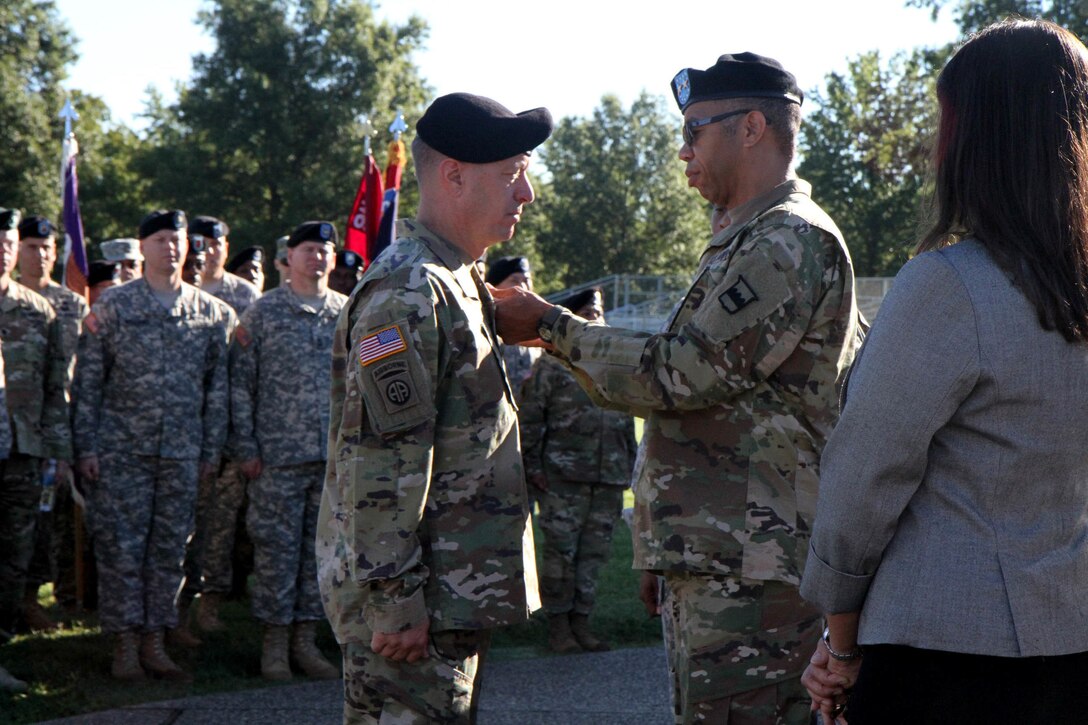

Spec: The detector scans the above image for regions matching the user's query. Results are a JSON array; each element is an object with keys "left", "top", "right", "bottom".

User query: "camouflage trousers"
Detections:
[
  {"left": 660, "top": 571, "right": 820, "bottom": 725},
  {"left": 27, "top": 467, "right": 75, "bottom": 590},
  {"left": 536, "top": 479, "right": 623, "bottom": 615},
  {"left": 89, "top": 451, "right": 198, "bottom": 634},
  {"left": 343, "top": 628, "right": 490, "bottom": 724},
  {"left": 0, "top": 454, "right": 41, "bottom": 633},
  {"left": 247, "top": 461, "right": 324, "bottom": 625},
  {"left": 199, "top": 460, "right": 248, "bottom": 593},
  {"left": 180, "top": 463, "right": 218, "bottom": 604}
]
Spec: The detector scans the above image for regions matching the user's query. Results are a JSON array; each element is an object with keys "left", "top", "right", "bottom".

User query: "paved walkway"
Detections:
[{"left": 40, "top": 646, "right": 673, "bottom": 724}]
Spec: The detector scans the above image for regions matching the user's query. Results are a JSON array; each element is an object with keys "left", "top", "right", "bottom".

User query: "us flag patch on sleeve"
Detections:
[{"left": 358, "top": 326, "right": 407, "bottom": 366}]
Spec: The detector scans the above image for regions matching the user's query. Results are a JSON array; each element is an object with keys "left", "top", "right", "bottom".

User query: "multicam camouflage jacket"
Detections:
[
  {"left": 72, "top": 279, "right": 234, "bottom": 463},
  {"left": 519, "top": 354, "right": 636, "bottom": 486},
  {"left": 542, "top": 180, "right": 863, "bottom": 584},
  {"left": 229, "top": 286, "right": 345, "bottom": 468},
  {"left": 0, "top": 281, "right": 72, "bottom": 460},
  {"left": 317, "top": 219, "right": 539, "bottom": 645}
]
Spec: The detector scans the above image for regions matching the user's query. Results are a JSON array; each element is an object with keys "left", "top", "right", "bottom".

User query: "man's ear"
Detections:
[
  {"left": 741, "top": 110, "right": 768, "bottom": 148},
  {"left": 439, "top": 158, "right": 464, "bottom": 196}
]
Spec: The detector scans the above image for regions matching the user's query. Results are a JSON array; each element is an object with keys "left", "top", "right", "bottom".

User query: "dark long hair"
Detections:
[{"left": 919, "top": 19, "right": 1088, "bottom": 342}]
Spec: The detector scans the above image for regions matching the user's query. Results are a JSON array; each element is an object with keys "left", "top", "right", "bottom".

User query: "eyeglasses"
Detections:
[{"left": 682, "top": 109, "right": 753, "bottom": 147}]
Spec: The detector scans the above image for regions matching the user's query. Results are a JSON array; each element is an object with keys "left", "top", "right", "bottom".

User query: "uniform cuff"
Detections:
[
  {"left": 799, "top": 542, "right": 873, "bottom": 613},
  {"left": 363, "top": 584, "right": 429, "bottom": 633}
]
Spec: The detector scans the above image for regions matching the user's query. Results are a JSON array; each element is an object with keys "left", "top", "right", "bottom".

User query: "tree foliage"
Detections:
[
  {"left": 141, "top": 0, "right": 430, "bottom": 257},
  {"left": 798, "top": 48, "right": 946, "bottom": 276},
  {"left": 908, "top": 0, "right": 1088, "bottom": 39},
  {"left": 507, "top": 93, "right": 707, "bottom": 292}
]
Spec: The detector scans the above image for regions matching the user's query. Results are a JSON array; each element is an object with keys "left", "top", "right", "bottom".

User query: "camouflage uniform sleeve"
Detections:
[
  {"left": 42, "top": 308, "right": 73, "bottom": 461},
  {"left": 624, "top": 414, "right": 638, "bottom": 473},
  {"left": 349, "top": 276, "right": 444, "bottom": 633},
  {"left": 550, "top": 228, "right": 819, "bottom": 413},
  {"left": 517, "top": 358, "right": 551, "bottom": 480},
  {"left": 200, "top": 305, "right": 235, "bottom": 464},
  {"left": 72, "top": 301, "right": 113, "bottom": 458},
  {"left": 229, "top": 305, "right": 261, "bottom": 462}
]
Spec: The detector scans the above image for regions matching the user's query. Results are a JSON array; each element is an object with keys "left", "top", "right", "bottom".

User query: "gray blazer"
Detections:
[{"left": 801, "top": 239, "right": 1088, "bottom": 657}]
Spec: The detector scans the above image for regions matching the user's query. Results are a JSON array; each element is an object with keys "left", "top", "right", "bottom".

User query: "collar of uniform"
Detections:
[
  {"left": 281, "top": 284, "right": 330, "bottom": 314},
  {"left": 0, "top": 279, "right": 32, "bottom": 311},
  {"left": 398, "top": 218, "right": 478, "bottom": 271},
  {"left": 709, "top": 178, "right": 812, "bottom": 250},
  {"left": 134, "top": 278, "right": 198, "bottom": 318}
]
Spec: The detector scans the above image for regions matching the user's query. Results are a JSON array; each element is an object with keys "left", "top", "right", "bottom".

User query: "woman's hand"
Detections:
[{"left": 802, "top": 638, "right": 861, "bottom": 724}]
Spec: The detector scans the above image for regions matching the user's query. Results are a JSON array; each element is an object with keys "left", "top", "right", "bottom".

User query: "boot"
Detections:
[
  {"left": 22, "top": 588, "right": 60, "bottom": 632},
  {"left": 195, "top": 592, "right": 226, "bottom": 632},
  {"left": 547, "top": 613, "right": 581, "bottom": 654},
  {"left": 261, "top": 625, "right": 292, "bottom": 681},
  {"left": 569, "top": 613, "right": 610, "bottom": 652},
  {"left": 139, "top": 630, "right": 192, "bottom": 682},
  {"left": 111, "top": 631, "right": 145, "bottom": 681},
  {"left": 290, "top": 621, "right": 339, "bottom": 679},
  {"left": 166, "top": 603, "right": 202, "bottom": 648},
  {"left": 0, "top": 664, "right": 28, "bottom": 692}
]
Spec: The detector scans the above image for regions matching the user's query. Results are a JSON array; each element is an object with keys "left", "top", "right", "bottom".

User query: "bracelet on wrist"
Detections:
[{"left": 822, "top": 627, "right": 863, "bottom": 662}]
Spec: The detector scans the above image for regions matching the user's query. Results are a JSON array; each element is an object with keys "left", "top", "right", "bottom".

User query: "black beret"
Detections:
[
  {"left": 188, "top": 215, "right": 229, "bottom": 240},
  {"left": 225, "top": 246, "right": 264, "bottom": 273},
  {"left": 139, "top": 209, "right": 187, "bottom": 239},
  {"left": 0, "top": 207, "right": 22, "bottom": 231},
  {"left": 417, "top": 93, "right": 553, "bottom": 164},
  {"left": 485, "top": 256, "right": 531, "bottom": 286},
  {"left": 336, "top": 250, "right": 362, "bottom": 270},
  {"left": 671, "top": 52, "right": 803, "bottom": 112},
  {"left": 287, "top": 221, "right": 338, "bottom": 248},
  {"left": 88, "top": 260, "right": 120, "bottom": 286},
  {"left": 18, "top": 215, "right": 56, "bottom": 240},
  {"left": 560, "top": 287, "right": 603, "bottom": 314}
]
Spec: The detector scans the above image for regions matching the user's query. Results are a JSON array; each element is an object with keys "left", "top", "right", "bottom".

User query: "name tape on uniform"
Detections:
[{"left": 358, "top": 325, "right": 407, "bottom": 366}]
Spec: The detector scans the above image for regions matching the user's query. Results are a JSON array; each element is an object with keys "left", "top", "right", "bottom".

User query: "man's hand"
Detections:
[
  {"left": 490, "top": 285, "right": 555, "bottom": 345},
  {"left": 77, "top": 455, "right": 99, "bottom": 481},
  {"left": 639, "top": 571, "right": 661, "bottom": 617},
  {"left": 371, "top": 619, "right": 430, "bottom": 663},
  {"left": 240, "top": 458, "right": 263, "bottom": 480},
  {"left": 53, "top": 459, "right": 71, "bottom": 482},
  {"left": 528, "top": 473, "right": 548, "bottom": 492}
]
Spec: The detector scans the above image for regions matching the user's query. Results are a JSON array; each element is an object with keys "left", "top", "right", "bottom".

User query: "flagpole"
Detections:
[{"left": 57, "top": 99, "right": 79, "bottom": 276}]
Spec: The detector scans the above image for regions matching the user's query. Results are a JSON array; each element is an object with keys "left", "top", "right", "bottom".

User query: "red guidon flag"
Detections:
[{"left": 345, "top": 151, "right": 383, "bottom": 262}]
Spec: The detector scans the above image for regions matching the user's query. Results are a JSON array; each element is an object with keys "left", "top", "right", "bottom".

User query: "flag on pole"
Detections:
[
  {"left": 344, "top": 152, "right": 383, "bottom": 261},
  {"left": 61, "top": 133, "right": 88, "bottom": 299},
  {"left": 368, "top": 112, "right": 410, "bottom": 266},
  {"left": 383, "top": 137, "right": 406, "bottom": 191}
]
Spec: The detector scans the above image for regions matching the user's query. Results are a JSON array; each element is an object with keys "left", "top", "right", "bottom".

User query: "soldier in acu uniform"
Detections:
[
  {"left": 494, "top": 54, "right": 865, "bottom": 724},
  {"left": 230, "top": 220, "right": 345, "bottom": 680},
  {"left": 73, "top": 209, "right": 234, "bottom": 682},
  {"left": 99, "top": 238, "right": 143, "bottom": 282},
  {"left": 317, "top": 93, "right": 552, "bottom": 724}
]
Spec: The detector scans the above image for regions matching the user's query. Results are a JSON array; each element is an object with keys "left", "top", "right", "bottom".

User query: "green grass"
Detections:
[{"left": 0, "top": 502, "right": 660, "bottom": 723}]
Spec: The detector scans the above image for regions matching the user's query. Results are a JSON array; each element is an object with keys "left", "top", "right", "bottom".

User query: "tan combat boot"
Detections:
[
  {"left": 547, "top": 613, "right": 581, "bottom": 654},
  {"left": 261, "top": 625, "right": 292, "bottom": 681},
  {"left": 569, "top": 613, "right": 610, "bottom": 652},
  {"left": 139, "top": 630, "right": 192, "bottom": 681},
  {"left": 22, "top": 587, "right": 59, "bottom": 632},
  {"left": 166, "top": 603, "right": 202, "bottom": 648},
  {"left": 195, "top": 592, "right": 226, "bottom": 632},
  {"left": 111, "top": 630, "right": 145, "bottom": 681},
  {"left": 290, "top": 621, "right": 339, "bottom": 679}
]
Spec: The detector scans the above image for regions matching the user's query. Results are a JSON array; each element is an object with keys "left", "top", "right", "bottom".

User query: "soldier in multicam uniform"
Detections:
[
  {"left": 486, "top": 256, "right": 540, "bottom": 399},
  {"left": 494, "top": 53, "right": 864, "bottom": 724},
  {"left": 73, "top": 209, "right": 235, "bottom": 682},
  {"left": 15, "top": 215, "right": 88, "bottom": 632},
  {"left": 0, "top": 206, "right": 72, "bottom": 691},
  {"left": 519, "top": 287, "right": 637, "bottom": 655},
  {"left": 231, "top": 220, "right": 344, "bottom": 681},
  {"left": 317, "top": 92, "right": 552, "bottom": 724},
  {"left": 0, "top": 333, "right": 23, "bottom": 694},
  {"left": 99, "top": 238, "right": 143, "bottom": 282}
]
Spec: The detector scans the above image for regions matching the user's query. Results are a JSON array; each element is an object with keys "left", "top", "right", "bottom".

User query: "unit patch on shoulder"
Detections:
[
  {"left": 369, "top": 357, "right": 416, "bottom": 414},
  {"left": 357, "top": 325, "right": 407, "bottom": 366},
  {"left": 718, "top": 275, "right": 759, "bottom": 314}
]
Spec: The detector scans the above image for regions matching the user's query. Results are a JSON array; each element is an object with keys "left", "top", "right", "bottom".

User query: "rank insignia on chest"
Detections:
[
  {"left": 357, "top": 325, "right": 407, "bottom": 366},
  {"left": 719, "top": 275, "right": 759, "bottom": 314}
]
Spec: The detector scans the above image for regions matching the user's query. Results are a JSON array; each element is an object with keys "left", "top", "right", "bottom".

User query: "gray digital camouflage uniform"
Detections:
[
  {"left": 519, "top": 353, "right": 636, "bottom": 615},
  {"left": 72, "top": 279, "right": 233, "bottom": 634},
  {"left": 539, "top": 180, "right": 863, "bottom": 723},
  {"left": 317, "top": 219, "right": 539, "bottom": 723},
  {"left": 0, "top": 282, "right": 71, "bottom": 634},
  {"left": 0, "top": 339, "right": 10, "bottom": 459},
  {"left": 230, "top": 285, "right": 345, "bottom": 625}
]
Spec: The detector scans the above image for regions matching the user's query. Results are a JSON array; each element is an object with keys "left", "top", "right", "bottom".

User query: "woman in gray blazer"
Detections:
[{"left": 799, "top": 19, "right": 1088, "bottom": 724}]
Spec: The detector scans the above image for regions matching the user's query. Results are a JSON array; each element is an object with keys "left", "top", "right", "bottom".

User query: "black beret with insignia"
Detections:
[
  {"left": 560, "top": 287, "right": 603, "bottom": 314},
  {"left": 188, "top": 215, "right": 229, "bottom": 240},
  {"left": 17, "top": 215, "right": 57, "bottom": 240},
  {"left": 0, "top": 207, "right": 22, "bottom": 231},
  {"left": 139, "top": 209, "right": 187, "bottom": 240},
  {"left": 671, "top": 52, "right": 803, "bottom": 112},
  {"left": 336, "top": 250, "right": 362, "bottom": 271},
  {"left": 287, "top": 221, "right": 338, "bottom": 248},
  {"left": 225, "top": 246, "right": 264, "bottom": 273},
  {"left": 417, "top": 93, "right": 553, "bottom": 164},
  {"left": 485, "top": 256, "right": 531, "bottom": 286},
  {"left": 88, "top": 260, "right": 120, "bottom": 286}
]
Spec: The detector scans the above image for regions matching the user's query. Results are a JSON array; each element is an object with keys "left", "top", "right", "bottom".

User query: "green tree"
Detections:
[
  {"left": 142, "top": 0, "right": 430, "bottom": 256},
  {"left": 908, "top": 0, "right": 1088, "bottom": 39},
  {"left": 518, "top": 93, "right": 708, "bottom": 291},
  {"left": 798, "top": 48, "right": 945, "bottom": 276}
]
